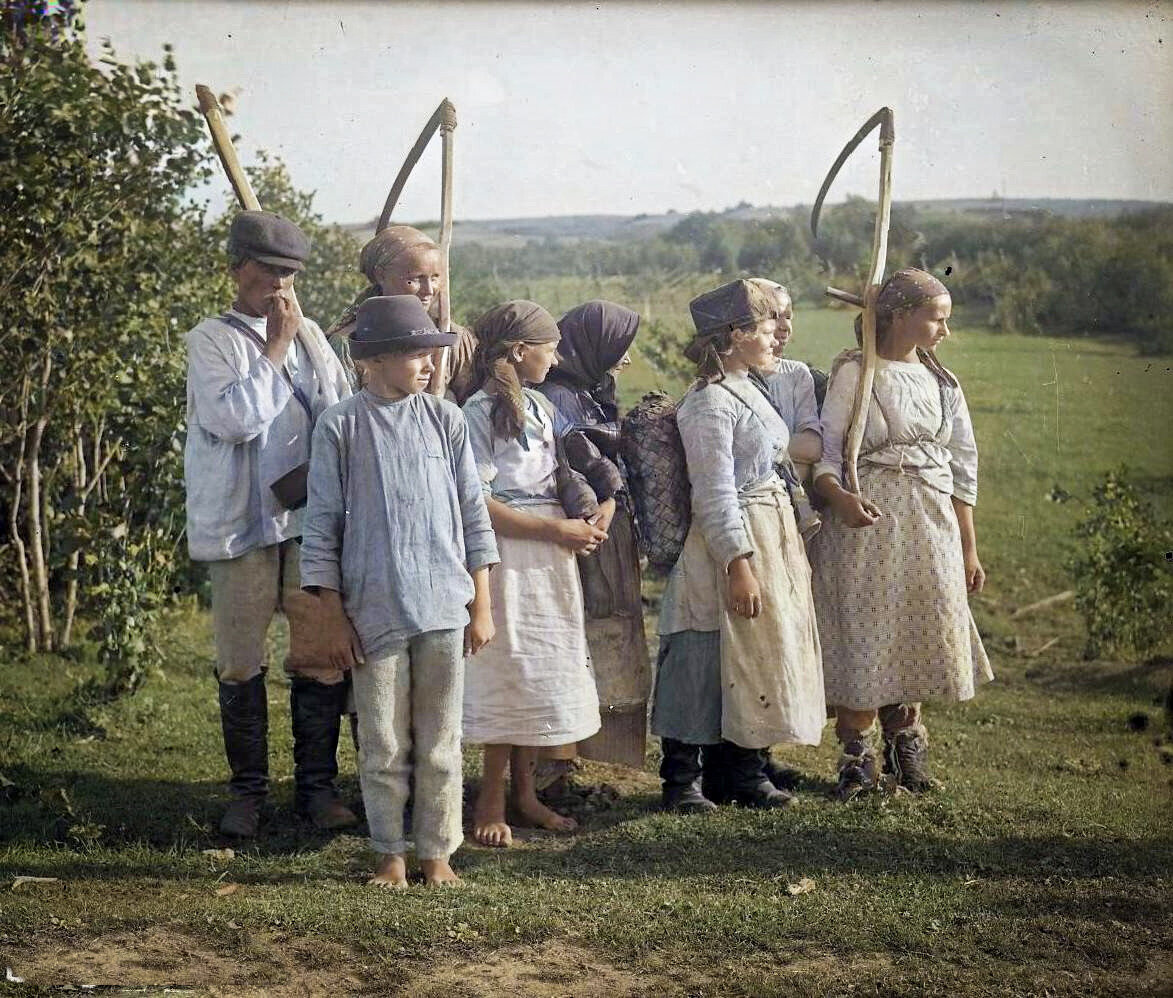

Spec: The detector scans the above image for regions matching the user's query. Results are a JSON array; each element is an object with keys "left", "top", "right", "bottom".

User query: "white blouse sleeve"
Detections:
[
  {"left": 947, "top": 384, "right": 979, "bottom": 506},
  {"left": 813, "top": 359, "right": 860, "bottom": 485}
]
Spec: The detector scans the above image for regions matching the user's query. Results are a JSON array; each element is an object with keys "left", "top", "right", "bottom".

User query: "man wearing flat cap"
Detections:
[{"left": 184, "top": 210, "right": 353, "bottom": 837}]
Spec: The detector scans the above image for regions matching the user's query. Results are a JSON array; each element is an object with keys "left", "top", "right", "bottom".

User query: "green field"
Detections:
[{"left": 1, "top": 304, "right": 1171, "bottom": 996}]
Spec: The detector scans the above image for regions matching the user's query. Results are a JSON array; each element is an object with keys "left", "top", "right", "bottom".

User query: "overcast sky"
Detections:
[{"left": 84, "top": 0, "right": 1171, "bottom": 224}]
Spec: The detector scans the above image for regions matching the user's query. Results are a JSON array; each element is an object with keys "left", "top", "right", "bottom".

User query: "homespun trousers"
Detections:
[
  {"left": 207, "top": 539, "right": 344, "bottom": 685},
  {"left": 350, "top": 629, "right": 465, "bottom": 859}
]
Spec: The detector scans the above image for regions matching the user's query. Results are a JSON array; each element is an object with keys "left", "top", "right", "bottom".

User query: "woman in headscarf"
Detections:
[
  {"left": 535, "top": 301, "right": 652, "bottom": 774},
  {"left": 329, "top": 225, "right": 478, "bottom": 401},
  {"left": 461, "top": 300, "right": 605, "bottom": 847},
  {"left": 810, "top": 268, "right": 992, "bottom": 800},
  {"left": 652, "top": 280, "right": 826, "bottom": 813}
]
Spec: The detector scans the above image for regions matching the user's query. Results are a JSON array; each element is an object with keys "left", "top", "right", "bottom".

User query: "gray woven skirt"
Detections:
[{"left": 649, "top": 630, "right": 722, "bottom": 745}]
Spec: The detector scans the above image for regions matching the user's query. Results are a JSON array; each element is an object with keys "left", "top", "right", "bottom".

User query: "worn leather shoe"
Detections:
[{"left": 220, "top": 796, "right": 262, "bottom": 838}]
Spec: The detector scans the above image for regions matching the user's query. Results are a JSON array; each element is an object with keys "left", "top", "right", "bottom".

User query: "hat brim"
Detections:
[
  {"left": 249, "top": 252, "right": 306, "bottom": 272},
  {"left": 350, "top": 331, "right": 458, "bottom": 358}
]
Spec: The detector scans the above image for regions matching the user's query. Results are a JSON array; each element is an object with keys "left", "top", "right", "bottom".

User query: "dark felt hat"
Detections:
[
  {"left": 228, "top": 211, "right": 311, "bottom": 270},
  {"left": 688, "top": 279, "right": 773, "bottom": 335},
  {"left": 350, "top": 295, "right": 457, "bottom": 358}
]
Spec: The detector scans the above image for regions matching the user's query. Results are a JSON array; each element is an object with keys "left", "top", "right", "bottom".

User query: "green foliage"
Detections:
[
  {"left": 1070, "top": 469, "right": 1173, "bottom": 660},
  {"left": 0, "top": 10, "right": 217, "bottom": 686}
]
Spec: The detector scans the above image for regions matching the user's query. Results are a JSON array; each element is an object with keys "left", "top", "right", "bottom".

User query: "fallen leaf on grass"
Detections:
[
  {"left": 202, "top": 848, "right": 235, "bottom": 861},
  {"left": 11, "top": 877, "right": 60, "bottom": 891},
  {"left": 5, "top": 968, "right": 24, "bottom": 984},
  {"left": 214, "top": 883, "right": 240, "bottom": 897},
  {"left": 786, "top": 877, "right": 816, "bottom": 896}
]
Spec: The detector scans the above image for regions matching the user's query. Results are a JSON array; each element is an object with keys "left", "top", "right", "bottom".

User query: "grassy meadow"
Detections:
[{"left": 1, "top": 293, "right": 1171, "bottom": 996}]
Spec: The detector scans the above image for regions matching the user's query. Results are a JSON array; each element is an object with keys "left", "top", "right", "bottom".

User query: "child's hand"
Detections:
[
  {"left": 465, "top": 603, "right": 495, "bottom": 656},
  {"left": 587, "top": 497, "right": 617, "bottom": 535},
  {"left": 963, "top": 548, "right": 986, "bottom": 593},
  {"left": 727, "top": 556, "right": 762, "bottom": 619},
  {"left": 831, "top": 489, "right": 881, "bottom": 528},
  {"left": 552, "top": 517, "right": 609, "bottom": 555}
]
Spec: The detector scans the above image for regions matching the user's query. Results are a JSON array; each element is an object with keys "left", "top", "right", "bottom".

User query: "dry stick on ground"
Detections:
[{"left": 1010, "top": 590, "right": 1075, "bottom": 619}]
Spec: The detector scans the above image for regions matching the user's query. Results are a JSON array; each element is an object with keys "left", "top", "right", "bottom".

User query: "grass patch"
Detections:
[{"left": 2, "top": 316, "right": 1171, "bottom": 995}]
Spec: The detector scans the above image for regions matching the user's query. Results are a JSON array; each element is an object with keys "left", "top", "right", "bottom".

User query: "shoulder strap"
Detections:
[{"left": 220, "top": 313, "right": 314, "bottom": 423}]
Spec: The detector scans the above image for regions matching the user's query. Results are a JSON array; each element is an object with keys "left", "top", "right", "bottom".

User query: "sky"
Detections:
[{"left": 83, "top": 0, "right": 1171, "bottom": 225}]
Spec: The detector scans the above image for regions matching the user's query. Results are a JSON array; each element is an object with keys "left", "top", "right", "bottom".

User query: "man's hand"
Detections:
[{"left": 262, "top": 290, "right": 299, "bottom": 365}]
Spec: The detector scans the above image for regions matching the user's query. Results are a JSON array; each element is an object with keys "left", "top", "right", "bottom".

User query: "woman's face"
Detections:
[
  {"left": 609, "top": 352, "right": 633, "bottom": 377},
  {"left": 514, "top": 339, "right": 560, "bottom": 385},
  {"left": 770, "top": 298, "right": 794, "bottom": 357},
  {"left": 378, "top": 245, "right": 444, "bottom": 311},
  {"left": 732, "top": 318, "right": 778, "bottom": 370},
  {"left": 897, "top": 294, "right": 953, "bottom": 352}
]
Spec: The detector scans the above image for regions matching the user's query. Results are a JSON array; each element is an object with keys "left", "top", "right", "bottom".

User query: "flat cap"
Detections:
[
  {"left": 228, "top": 211, "right": 311, "bottom": 270},
  {"left": 688, "top": 279, "right": 774, "bottom": 335},
  {"left": 350, "top": 295, "right": 457, "bottom": 359}
]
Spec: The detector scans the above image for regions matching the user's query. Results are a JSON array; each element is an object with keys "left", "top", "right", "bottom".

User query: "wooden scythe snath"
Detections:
[
  {"left": 378, "top": 98, "right": 458, "bottom": 397},
  {"left": 195, "top": 84, "right": 340, "bottom": 405},
  {"left": 810, "top": 107, "right": 896, "bottom": 496}
]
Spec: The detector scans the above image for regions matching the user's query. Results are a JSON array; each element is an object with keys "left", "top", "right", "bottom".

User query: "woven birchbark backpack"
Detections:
[{"left": 620, "top": 391, "right": 691, "bottom": 576}]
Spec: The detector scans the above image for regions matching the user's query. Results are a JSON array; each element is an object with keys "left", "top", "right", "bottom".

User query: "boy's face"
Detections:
[{"left": 364, "top": 347, "right": 436, "bottom": 400}]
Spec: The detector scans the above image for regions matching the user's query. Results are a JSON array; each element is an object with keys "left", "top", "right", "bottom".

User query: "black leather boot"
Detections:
[
  {"left": 762, "top": 748, "right": 802, "bottom": 791},
  {"left": 700, "top": 741, "right": 730, "bottom": 805},
  {"left": 660, "top": 738, "right": 717, "bottom": 814},
  {"left": 724, "top": 743, "right": 793, "bottom": 809},
  {"left": 290, "top": 677, "right": 358, "bottom": 829},
  {"left": 218, "top": 674, "right": 269, "bottom": 837}
]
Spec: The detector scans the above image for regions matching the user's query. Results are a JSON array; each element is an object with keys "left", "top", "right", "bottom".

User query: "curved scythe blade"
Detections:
[
  {"left": 810, "top": 106, "right": 891, "bottom": 241},
  {"left": 376, "top": 99, "right": 449, "bottom": 233}
]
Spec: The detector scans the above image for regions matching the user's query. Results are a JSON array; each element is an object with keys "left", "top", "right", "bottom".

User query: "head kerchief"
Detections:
[
  {"left": 359, "top": 225, "right": 438, "bottom": 283},
  {"left": 874, "top": 268, "right": 949, "bottom": 317},
  {"left": 473, "top": 300, "right": 560, "bottom": 349}
]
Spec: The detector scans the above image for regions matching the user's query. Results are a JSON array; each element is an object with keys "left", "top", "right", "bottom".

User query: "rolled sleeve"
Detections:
[
  {"left": 187, "top": 326, "right": 293, "bottom": 444},
  {"left": 679, "top": 391, "right": 752, "bottom": 570},
  {"left": 299, "top": 415, "right": 346, "bottom": 592},
  {"left": 947, "top": 386, "right": 979, "bottom": 506},
  {"left": 813, "top": 359, "right": 859, "bottom": 485}
]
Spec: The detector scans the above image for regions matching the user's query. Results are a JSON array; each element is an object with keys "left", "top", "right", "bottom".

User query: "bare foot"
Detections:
[
  {"left": 421, "top": 858, "right": 463, "bottom": 887},
  {"left": 473, "top": 812, "right": 513, "bottom": 847},
  {"left": 513, "top": 797, "right": 578, "bottom": 833},
  {"left": 368, "top": 853, "right": 407, "bottom": 889}
]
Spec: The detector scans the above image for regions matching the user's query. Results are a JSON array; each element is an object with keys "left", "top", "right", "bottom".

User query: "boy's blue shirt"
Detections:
[{"left": 300, "top": 390, "right": 499, "bottom": 660}]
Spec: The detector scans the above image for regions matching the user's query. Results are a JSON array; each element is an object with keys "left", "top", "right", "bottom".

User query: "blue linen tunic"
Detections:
[{"left": 299, "top": 390, "right": 499, "bottom": 661}]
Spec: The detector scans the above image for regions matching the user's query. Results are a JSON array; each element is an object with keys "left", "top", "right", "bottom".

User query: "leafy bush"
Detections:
[{"left": 1070, "top": 469, "right": 1173, "bottom": 659}]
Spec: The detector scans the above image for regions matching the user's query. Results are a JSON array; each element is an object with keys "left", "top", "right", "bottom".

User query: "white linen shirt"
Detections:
[
  {"left": 183, "top": 308, "right": 350, "bottom": 562},
  {"left": 814, "top": 355, "right": 978, "bottom": 505}
]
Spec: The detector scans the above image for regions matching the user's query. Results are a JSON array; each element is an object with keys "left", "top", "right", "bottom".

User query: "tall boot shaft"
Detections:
[
  {"left": 218, "top": 674, "right": 269, "bottom": 801},
  {"left": 290, "top": 677, "right": 358, "bottom": 828},
  {"left": 659, "top": 738, "right": 716, "bottom": 814}
]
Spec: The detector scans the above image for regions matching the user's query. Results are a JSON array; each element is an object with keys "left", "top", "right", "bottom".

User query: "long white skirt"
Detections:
[
  {"left": 809, "top": 467, "right": 993, "bottom": 710},
  {"left": 462, "top": 502, "right": 602, "bottom": 746}
]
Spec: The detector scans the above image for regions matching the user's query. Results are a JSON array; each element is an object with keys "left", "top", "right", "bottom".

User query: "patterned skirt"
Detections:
[{"left": 809, "top": 467, "right": 993, "bottom": 710}]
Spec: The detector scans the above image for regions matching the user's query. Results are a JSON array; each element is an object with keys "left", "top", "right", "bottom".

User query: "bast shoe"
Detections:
[
  {"left": 883, "top": 725, "right": 937, "bottom": 794},
  {"left": 834, "top": 738, "right": 879, "bottom": 802}
]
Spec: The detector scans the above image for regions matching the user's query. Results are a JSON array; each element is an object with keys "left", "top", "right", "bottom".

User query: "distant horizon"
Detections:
[{"left": 335, "top": 195, "right": 1172, "bottom": 232}]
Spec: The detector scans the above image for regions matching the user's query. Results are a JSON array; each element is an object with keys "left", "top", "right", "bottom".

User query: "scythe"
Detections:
[
  {"left": 194, "top": 85, "right": 340, "bottom": 407},
  {"left": 377, "top": 98, "right": 458, "bottom": 397},
  {"left": 810, "top": 107, "right": 895, "bottom": 496}
]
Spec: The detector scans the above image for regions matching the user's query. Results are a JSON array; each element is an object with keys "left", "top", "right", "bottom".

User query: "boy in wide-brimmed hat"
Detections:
[{"left": 300, "top": 295, "right": 498, "bottom": 887}]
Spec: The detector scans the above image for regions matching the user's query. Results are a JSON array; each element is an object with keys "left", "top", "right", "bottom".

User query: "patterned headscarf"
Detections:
[{"left": 874, "top": 268, "right": 949, "bottom": 317}]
